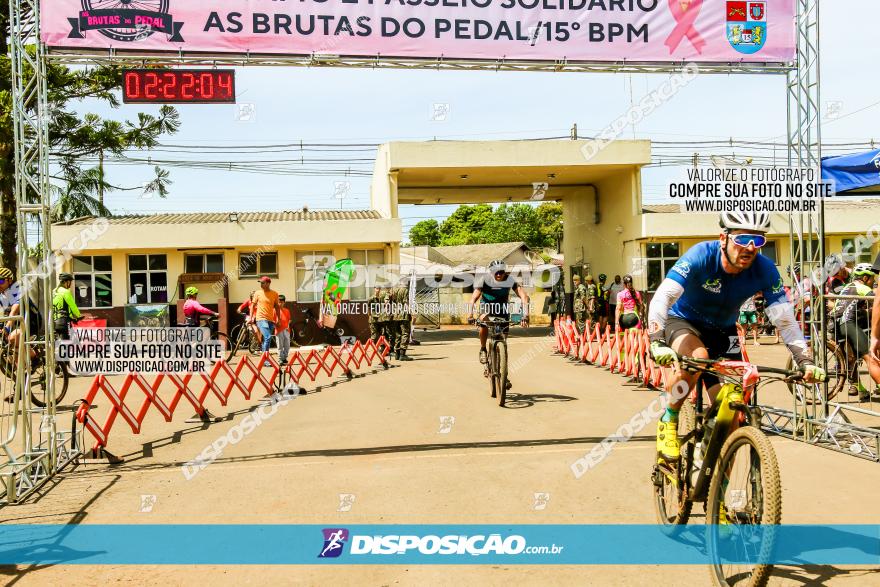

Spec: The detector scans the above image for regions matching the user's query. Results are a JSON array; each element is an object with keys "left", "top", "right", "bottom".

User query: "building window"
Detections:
[
  {"left": 295, "top": 251, "right": 333, "bottom": 303},
  {"left": 348, "top": 249, "right": 385, "bottom": 301},
  {"left": 185, "top": 253, "right": 224, "bottom": 274},
  {"left": 761, "top": 241, "right": 778, "bottom": 265},
  {"left": 239, "top": 252, "right": 278, "bottom": 278},
  {"left": 841, "top": 238, "right": 873, "bottom": 264},
  {"left": 73, "top": 255, "right": 113, "bottom": 309},
  {"left": 646, "top": 242, "right": 680, "bottom": 292},
  {"left": 128, "top": 254, "right": 168, "bottom": 304}
]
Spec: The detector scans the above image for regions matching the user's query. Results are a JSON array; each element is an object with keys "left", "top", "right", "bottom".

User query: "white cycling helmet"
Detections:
[
  {"left": 853, "top": 263, "right": 877, "bottom": 278},
  {"left": 719, "top": 211, "right": 771, "bottom": 233}
]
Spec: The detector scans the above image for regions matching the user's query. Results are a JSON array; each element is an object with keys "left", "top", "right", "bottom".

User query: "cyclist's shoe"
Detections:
[
  {"left": 479, "top": 348, "right": 488, "bottom": 364},
  {"left": 855, "top": 382, "right": 870, "bottom": 402},
  {"left": 656, "top": 420, "right": 680, "bottom": 462},
  {"left": 848, "top": 384, "right": 861, "bottom": 397}
]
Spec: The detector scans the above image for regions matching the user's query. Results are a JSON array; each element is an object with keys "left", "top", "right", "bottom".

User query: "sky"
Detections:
[{"left": 79, "top": 0, "right": 880, "bottom": 242}]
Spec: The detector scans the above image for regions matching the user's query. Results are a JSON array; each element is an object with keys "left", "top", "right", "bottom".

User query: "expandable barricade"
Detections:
[{"left": 76, "top": 338, "right": 392, "bottom": 452}]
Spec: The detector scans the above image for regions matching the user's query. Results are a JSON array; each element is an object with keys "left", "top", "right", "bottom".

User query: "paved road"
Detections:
[{"left": 2, "top": 328, "right": 879, "bottom": 586}]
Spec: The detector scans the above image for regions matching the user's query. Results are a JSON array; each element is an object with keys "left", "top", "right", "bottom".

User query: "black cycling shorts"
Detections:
[
  {"left": 665, "top": 317, "right": 742, "bottom": 389},
  {"left": 839, "top": 321, "right": 870, "bottom": 357}
]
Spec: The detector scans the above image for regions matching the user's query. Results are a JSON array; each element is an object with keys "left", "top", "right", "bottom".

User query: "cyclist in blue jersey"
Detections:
[{"left": 648, "top": 211, "right": 826, "bottom": 462}]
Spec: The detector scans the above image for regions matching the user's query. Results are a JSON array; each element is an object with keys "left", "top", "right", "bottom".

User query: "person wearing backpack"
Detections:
[{"left": 52, "top": 273, "right": 81, "bottom": 340}]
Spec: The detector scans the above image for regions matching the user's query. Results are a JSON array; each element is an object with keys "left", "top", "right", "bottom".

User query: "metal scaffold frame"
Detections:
[
  {"left": 2, "top": 0, "right": 863, "bottom": 505},
  {"left": 2, "top": 0, "right": 78, "bottom": 506}
]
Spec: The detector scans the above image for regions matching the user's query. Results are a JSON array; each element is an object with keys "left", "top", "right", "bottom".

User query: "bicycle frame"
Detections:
[{"left": 679, "top": 361, "right": 762, "bottom": 503}]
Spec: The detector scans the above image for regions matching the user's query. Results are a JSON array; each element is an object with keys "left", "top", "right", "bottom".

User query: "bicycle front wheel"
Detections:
[
  {"left": 495, "top": 341, "right": 508, "bottom": 407},
  {"left": 706, "top": 426, "right": 781, "bottom": 587},
  {"left": 226, "top": 325, "right": 244, "bottom": 362},
  {"left": 291, "top": 320, "right": 320, "bottom": 347}
]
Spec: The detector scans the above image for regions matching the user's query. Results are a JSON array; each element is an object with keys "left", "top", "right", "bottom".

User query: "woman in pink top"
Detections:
[
  {"left": 615, "top": 275, "right": 645, "bottom": 331},
  {"left": 183, "top": 286, "right": 218, "bottom": 326}
]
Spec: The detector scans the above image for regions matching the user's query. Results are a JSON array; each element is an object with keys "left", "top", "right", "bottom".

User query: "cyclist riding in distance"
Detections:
[
  {"left": 183, "top": 287, "right": 219, "bottom": 326},
  {"left": 467, "top": 259, "right": 530, "bottom": 366},
  {"left": 830, "top": 263, "right": 880, "bottom": 401},
  {"left": 648, "top": 211, "right": 826, "bottom": 462}
]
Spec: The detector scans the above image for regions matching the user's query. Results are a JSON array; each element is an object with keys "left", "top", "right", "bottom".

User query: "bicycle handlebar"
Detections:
[{"left": 677, "top": 355, "right": 804, "bottom": 380}]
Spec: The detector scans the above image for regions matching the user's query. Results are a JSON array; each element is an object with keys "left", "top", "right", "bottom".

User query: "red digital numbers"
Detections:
[{"left": 122, "top": 70, "right": 236, "bottom": 104}]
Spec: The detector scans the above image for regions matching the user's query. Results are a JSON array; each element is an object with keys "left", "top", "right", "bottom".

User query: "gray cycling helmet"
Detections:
[{"left": 487, "top": 259, "right": 507, "bottom": 273}]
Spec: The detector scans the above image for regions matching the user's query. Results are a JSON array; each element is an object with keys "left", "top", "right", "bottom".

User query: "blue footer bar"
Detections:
[{"left": 0, "top": 524, "right": 878, "bottom": 565}]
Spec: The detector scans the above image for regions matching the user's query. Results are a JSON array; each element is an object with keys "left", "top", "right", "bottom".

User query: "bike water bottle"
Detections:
[{"left": 715, "top": 385, "right": 744, "bottom": 426}]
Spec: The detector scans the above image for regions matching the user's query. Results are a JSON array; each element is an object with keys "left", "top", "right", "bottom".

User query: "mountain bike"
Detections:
[
  {"left": 475, "top": 316, "right": 511, "bottom": 407},
  {"left": 226, "top": 316, "right": 262, "bottom": 361},
  {"left": 0, "top": 331, "right": 69, "bottom": 408},
  {"left": 782, "top": 324, "right": 849, "bottom": 404},
  {"left": 652, "top": 356, "right": 803, "bottom": 587},
  {"left": 290, "top": 306, "right": 347, "bottom": 347}
]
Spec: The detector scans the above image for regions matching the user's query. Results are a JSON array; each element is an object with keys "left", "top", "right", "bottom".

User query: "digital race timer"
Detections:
[{"left": 122, "top": 69, "right": 236, "bottom": 104}]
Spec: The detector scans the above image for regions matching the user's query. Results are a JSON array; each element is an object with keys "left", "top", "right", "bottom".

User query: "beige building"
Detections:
[
  {"left": 51, "top": 138, "right": 876, "bottom": 331},
  {"left": 52, "top": 210, "right": 400, "bottom": 332}
]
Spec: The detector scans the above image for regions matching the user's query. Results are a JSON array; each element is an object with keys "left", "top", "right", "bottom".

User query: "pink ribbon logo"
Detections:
[{"left": 665, "top": 0, "right": 706, "bottom": 54}]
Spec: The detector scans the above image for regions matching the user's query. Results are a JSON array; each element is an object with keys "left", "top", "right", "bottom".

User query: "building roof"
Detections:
[
  {"left": 433, "top": 242, "right": 529, "bottom": 267},
  {"left": 54, "top": 210, "right": 382, "bottom": 226}
]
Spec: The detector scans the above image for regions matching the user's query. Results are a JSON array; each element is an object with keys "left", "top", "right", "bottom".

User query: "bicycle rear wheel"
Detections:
[
  {"left": 30, "top": 360, "right": 69, "bottom": 408},
  {"left": 488, "top": 345, "right": 497, "bottom": 399},
  {"left": 291, "top": 320, "right": 320, "bottom": 347},
  {"left": 653, "top": 399, "right": 695, "bottom": 529},
  {"left": 495, "top": 341, "right": 508, "bottom": 407},
  {"left": 706, "top": 426, "right": 781, "bottom": 587}
]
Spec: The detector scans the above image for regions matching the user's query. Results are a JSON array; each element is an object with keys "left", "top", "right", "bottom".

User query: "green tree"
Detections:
[
  {"left": 438, "top": 204, "right": 493, "bottom": 245},
  {"left": 478, "top": 203, "right": 546, "bottom": 248},
  {"left": 408, "top": 219, "right": 441, "bottom": 246},
  {"left": 0, "top": 19, "right": 179, "bottom": 272},
  {"left": 536, "top": 201, "right": 563, "bottom": 250}
]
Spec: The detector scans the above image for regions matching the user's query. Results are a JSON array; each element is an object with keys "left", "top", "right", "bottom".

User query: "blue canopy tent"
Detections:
[{"left": 821, "top": 149, "right": 880, "bottom": 194}]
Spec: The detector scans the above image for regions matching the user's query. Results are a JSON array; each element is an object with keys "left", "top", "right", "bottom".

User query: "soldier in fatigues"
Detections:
[
  {"left": 368, "top": 286, "right": 384, "bottom": 342},
  {"left": 377, "top": 286, "right": 394, "bottom": 352},
  {"left": 572, "top": 274, "right": 588, "bottom": 334},
  {"left": 392, "top": 278, "right": 413, "bottom": 361}
]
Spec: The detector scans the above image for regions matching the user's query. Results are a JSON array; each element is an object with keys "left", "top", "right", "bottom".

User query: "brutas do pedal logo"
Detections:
[{"left": 68, "top": 0, "right": 184, "bottom": 43}]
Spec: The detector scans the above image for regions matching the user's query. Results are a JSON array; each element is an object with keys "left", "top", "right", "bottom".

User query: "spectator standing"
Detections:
[
  {"left": 368, "top": 286, "right": 384, "bottom": 342},
  {"left": 596, "top": 274, "right": 609, "bottom": 331},
  {"left": 392, "top": 278, "right": 413, "bottom": 361},
  {"left": 252, "top": 276, "right": 281, "bottom": 366},
  {"left": 276, "top": 294, "right": 291, "bottom": 365},
  {"left": 572, "top": 274, "right": 588, "bottom": 334}
]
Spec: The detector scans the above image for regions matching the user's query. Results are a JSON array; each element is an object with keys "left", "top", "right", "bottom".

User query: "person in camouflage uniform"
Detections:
[
  {"left": 391, "top": 277, "right": 413, "bottom": 361},
  {"left": 585, "top": 274, "right": 600, "bottom": 327},
  {"left": 368, "top": 286, "right": 384, "bottom": 342},
  {"left": 572, "top": 274, "right": 588, "bottom": 334}
]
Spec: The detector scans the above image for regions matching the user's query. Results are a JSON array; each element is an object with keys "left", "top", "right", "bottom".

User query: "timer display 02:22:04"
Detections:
[{"left": 122, "top": 70, "right": 236, "bottom": 104}]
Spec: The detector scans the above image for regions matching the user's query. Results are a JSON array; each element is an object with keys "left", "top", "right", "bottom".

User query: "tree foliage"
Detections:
[
  {"left": 0, "top": 13, "right": 180, "bottom": 271},
  {"left": 407, "top": 202, "right": 564, "bottom": 249}
]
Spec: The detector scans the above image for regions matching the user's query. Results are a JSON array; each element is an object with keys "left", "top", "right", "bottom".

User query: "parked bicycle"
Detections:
[
  {"left": 0, "top": 330, "right": 69, "bottom": 408},
  {"left": 226, "top": 317, "right": 262, "bottom": 361},
  {"left": 473, "top": 316, "right": 511, "bottom": 407},
  {"left": 653, "top": 356, "right": 803, "bottom": 587},
  {"left": 290, "top": 306, "right": 347, "bottom": 347}
]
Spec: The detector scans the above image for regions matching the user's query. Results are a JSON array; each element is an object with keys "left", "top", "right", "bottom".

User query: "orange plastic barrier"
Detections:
[
  {"left": 77, "top": 337, "right": 392, "bottom": 452},
  {"left": 549, "top": 319, "right": 668, "bottom": 391}
]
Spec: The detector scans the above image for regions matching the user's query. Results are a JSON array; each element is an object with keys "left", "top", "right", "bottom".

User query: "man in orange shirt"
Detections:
[
  {"left": 276, "top": 294, "right": 292, "bottom": 365},
  {"left": 252, "top": 276, "right": 282, "bottom": 365}
]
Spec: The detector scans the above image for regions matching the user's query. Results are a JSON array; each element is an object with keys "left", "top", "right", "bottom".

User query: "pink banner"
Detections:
[{"left": 41, "top": 0, "right": 794, "bottom": 64}]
